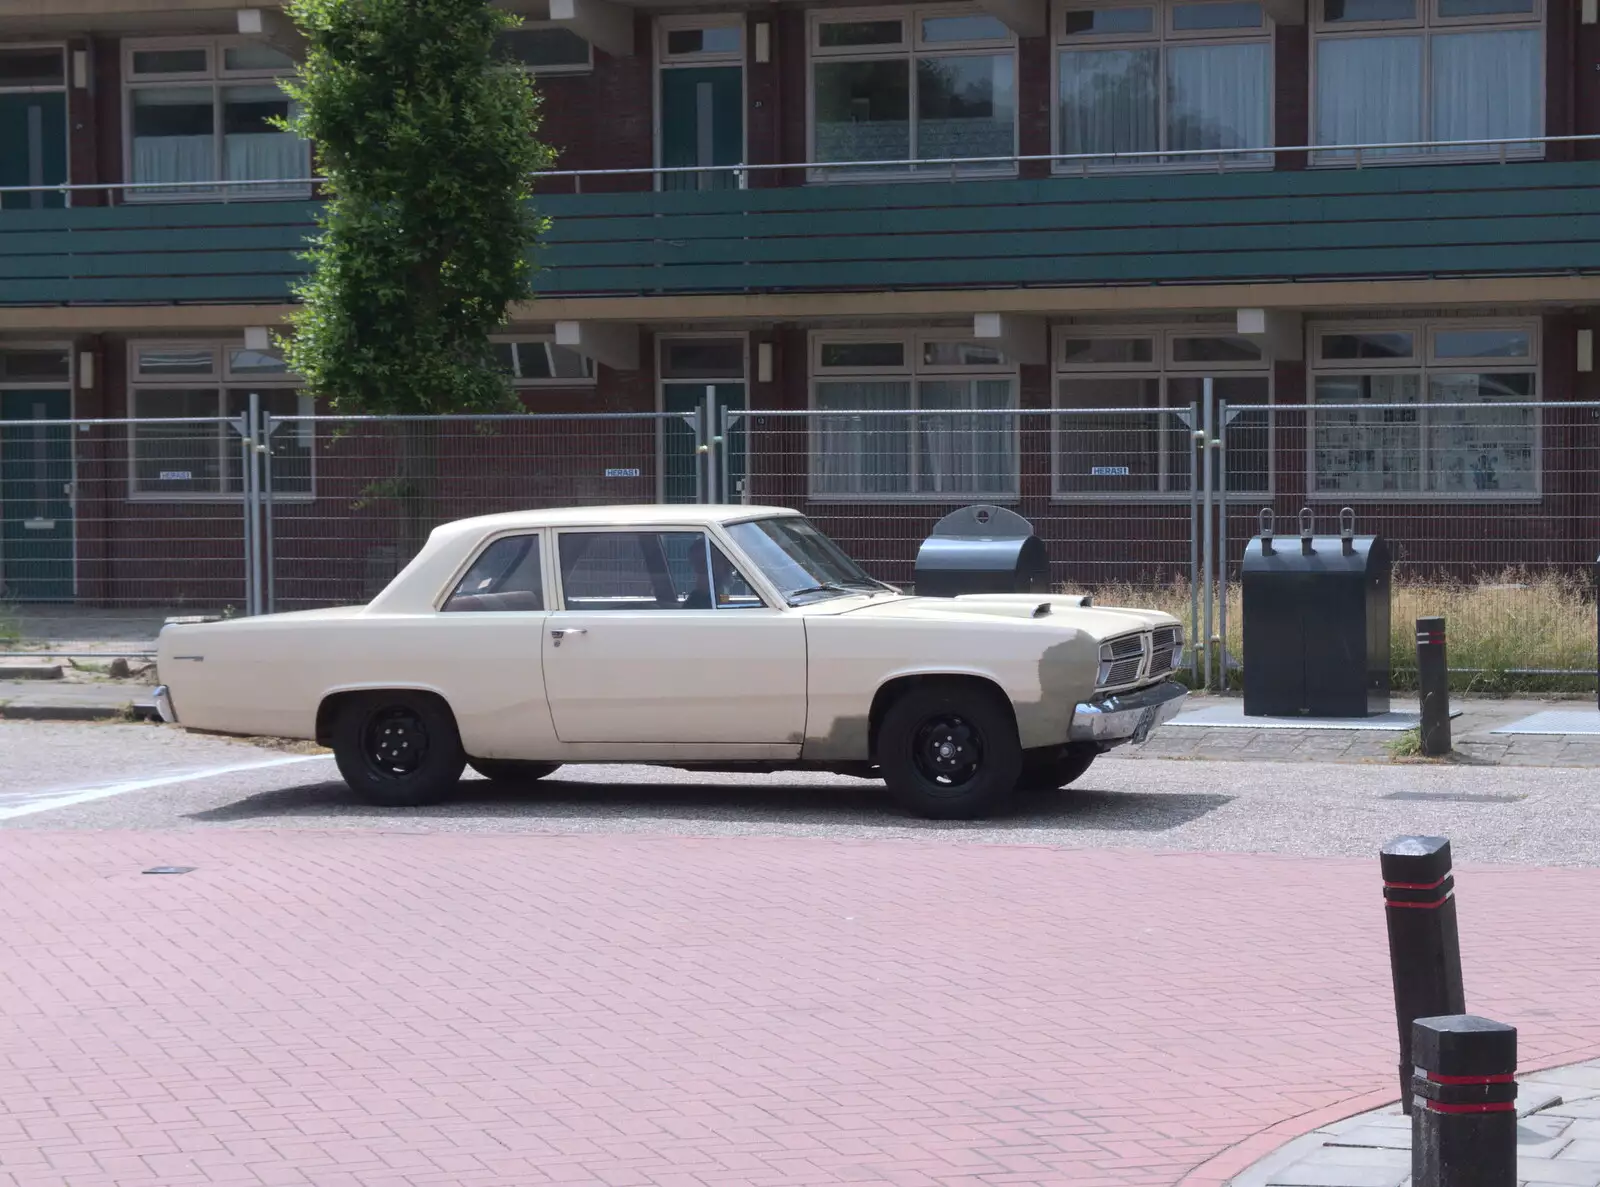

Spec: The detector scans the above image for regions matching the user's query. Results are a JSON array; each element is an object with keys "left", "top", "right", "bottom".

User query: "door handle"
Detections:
[{"left": 550, "top": 628, "right": 587, "bottom": 647}]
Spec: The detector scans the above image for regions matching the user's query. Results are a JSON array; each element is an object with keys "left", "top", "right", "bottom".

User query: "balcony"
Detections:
[{"left": 2, "top": 154, "right": 1599, "bottom": 307}]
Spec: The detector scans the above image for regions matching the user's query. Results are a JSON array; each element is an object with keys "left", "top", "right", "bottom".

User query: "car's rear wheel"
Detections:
[
  {"left": 877, "top": 681, "right": 1021, "bottom": 820},
  {"left": 468, "top": 759, "right": 560, "bottom": 784},
  {"left": 1017, "top": 744, "right": 1098, "bottom": 792},
  {"left": 332, "top": 692, "right": 465, "bottom": 807}
]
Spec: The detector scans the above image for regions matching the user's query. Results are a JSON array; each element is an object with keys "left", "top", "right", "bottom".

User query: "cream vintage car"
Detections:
[{"left": 154, "top": 505, "right": 1187, "bottom": 818}]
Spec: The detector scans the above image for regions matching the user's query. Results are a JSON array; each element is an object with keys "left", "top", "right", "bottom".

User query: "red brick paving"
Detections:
[{"left": 2, "top": 831, "right": 1599, "bottom": 1187}]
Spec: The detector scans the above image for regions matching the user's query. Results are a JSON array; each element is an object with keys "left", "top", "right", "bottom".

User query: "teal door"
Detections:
[
  {"left": 0, "top": 92, "right": 67, "bottom": 210},
  {"left": 1, "top": 390, "right": 74, "bottom": 602},
  {"left": 659, "top": 66, "right": 742, "bottom": 190},
  {"left": 663, "top": 383, "right": 745, "bottom": 504}
]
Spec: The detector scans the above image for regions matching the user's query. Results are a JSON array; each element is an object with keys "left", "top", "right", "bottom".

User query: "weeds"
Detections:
[{"left": 1086, "top": 568, "right": 1597, "bottom": 696}]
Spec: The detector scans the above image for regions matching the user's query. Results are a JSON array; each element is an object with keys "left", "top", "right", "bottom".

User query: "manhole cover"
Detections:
[
  {"left": 142, "top": 865, "right": 196, "bottom": 875},
  {"left": 1381, "top": 792, "right": 1523, "bottom": 804}
]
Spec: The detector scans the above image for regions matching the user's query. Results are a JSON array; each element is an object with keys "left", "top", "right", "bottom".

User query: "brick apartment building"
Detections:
[{"left": 1, "top": 0, "right": 1599, "bottom": 607}]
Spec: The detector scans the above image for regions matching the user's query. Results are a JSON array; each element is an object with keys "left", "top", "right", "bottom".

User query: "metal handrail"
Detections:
[{"left": 0, "top": 133, "right": 1592, "bottom": 197}]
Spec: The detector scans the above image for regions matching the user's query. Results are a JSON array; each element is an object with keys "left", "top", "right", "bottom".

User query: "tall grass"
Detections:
[
  {"left": 0, "top": 602, "right": 17, "bottom": 646},
  {"left": 1086, "top": 569, "right": 1597, "bottom": 695}
]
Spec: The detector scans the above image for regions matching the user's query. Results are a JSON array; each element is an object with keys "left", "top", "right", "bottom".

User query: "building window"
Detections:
[
  {"left": 494, "top": 24, "right": 593, "bottom": 73},
  {"left": 1309, "top": 321, "right": 1538, "bottom": 498},
  {"left": 492, "top": 338, "right": 596, "bottom": 385},
  {"left": 1054, "top": 326, "right": 1270, "bottom": 499},
  {"left": 810, "top": 330, "right": 1019, "bottom": 499},
  {"left": 1055, "top": 1, "right": 1272, "bottom": 171},
  {"left": 123, "top": 38, "right": 310, "bottom": 200},
  {"left": 809, "top": 6, "right": 1017, "bottom": 179},
  {"left": 1311, "top": 0, "right": 1542, "bottom": 162},
  {"left": 128, "top": 341, "right": 313, "bottom": 499}
]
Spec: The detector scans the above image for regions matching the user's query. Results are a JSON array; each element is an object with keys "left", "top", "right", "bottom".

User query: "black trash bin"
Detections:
[
  {"left": 1242, "top": 508, "right": 1391, "bottom": 718},
  {"left": 913, "top": 505, "right": 1050, "bottom": 597}
]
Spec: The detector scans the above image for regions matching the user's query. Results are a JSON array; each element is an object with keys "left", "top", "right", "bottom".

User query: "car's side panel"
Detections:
[
  {"left": 540, "top": 609, "right": 808, "bottom": 744},
  {"left": 800, "top": 616, "right": 1100, "bottom": 760},
  {"left": 158, "top": 613, "right": 555, "bottom": 756}
]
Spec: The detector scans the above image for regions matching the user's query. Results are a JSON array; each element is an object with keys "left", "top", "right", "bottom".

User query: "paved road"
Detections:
[{"left": 3, "top": 721, "right": 1598, "bottom": 866}]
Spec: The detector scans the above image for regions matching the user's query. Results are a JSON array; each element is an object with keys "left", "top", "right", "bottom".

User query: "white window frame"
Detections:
[
  {"left": 497, "top": 21, "right": 594, "bottom": 76},
  {"left": 1308, "top": 0, "right": 1544, "bottom": 166},
  {"left": 491, "top": 335, "right": 597, "bottom": 387},
  {"left": 807, "top": 327, "right": 1021, "bottom": 502},
  {"left": 126, "top": 339, "right": 314, "bottom": 503},
  {"left": 1052, "top": 324, "right": 1273, "bottom": 502},
  {"left": 807, "top": 4, "right": 1019, "bottom": 183},
  {"left": 656, "top": 14, "right": 747, "bottom": 65},
  {"left": 1305, "top": 318, "right": 1542, "bottom": 502},
  {"left": 122, "top": 36, "right": 310, "bottom": 203},
  {"left": 1052, "top": 0, "right": 1275, "bottom": 175}
]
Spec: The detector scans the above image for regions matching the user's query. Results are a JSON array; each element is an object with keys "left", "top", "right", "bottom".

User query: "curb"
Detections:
[{"left": 0, "top": 701, "right": 159, "bottom": 723}]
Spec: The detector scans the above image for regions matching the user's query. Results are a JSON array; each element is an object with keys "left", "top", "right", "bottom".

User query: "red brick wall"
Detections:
[{"left": 1274, "top": 25, "right": 1309, "bottom": 170}]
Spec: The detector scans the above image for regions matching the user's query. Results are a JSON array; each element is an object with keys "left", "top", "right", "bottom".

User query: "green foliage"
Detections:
[{"left": 278, "top": 0, "right": 553, "bottom": 417}]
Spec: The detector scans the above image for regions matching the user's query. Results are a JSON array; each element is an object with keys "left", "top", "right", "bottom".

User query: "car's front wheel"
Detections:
[
  {"left": 877, "top": 681, "right": 1022, "bottom": 820},
  {"left": 332, "top": 692, "right": 465, "bottom": 807},
  {"left": 468, "top": 759, "right": 560, "bottom": 785},
  {"left": 1017, "top": 744, "right": 1098, "bottom": 792}
]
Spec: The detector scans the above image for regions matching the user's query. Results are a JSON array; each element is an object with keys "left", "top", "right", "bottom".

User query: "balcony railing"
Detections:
[{"left": 2, "top": 136, "right": 1599, "bottom": 304}]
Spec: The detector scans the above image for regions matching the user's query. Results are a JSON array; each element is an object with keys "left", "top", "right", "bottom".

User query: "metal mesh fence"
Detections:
[
  {"left": 1, "top": 417, "right": 250, "bottom": 657},
  {"left": 265, "top": 414, "right": 683, "bottom": 613},
  {"left": 2, "top": 404, "right": 1596, "bottom": 684}
]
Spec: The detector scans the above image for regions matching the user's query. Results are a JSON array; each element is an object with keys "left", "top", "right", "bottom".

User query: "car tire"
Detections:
[
  {"left": 332, "top": 692, "right": 465, "bottom": 807},
  {"left": 1017, "top": 744, "right": 1098, "bottom": 793},
  {"left": 877, "top": 681, "right": 1022, "bottom": 820},
  {"left": 467, "top": 759, "right": 560, "bottom": 784}
]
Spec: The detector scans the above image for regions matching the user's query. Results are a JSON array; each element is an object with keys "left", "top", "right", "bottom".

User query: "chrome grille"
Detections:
[{"left": 1097, "top": 625, "right": 1183, "bottom": 690}]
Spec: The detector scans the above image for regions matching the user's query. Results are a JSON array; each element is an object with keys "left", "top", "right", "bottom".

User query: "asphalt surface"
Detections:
[{"left": 3, "top": 720, "right": 1596, "bottom": 866}]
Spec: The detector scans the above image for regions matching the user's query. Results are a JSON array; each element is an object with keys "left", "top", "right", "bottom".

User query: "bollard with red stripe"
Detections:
[
  {"left": 1412, "top": 1015, "right": 1517, "bottom": 1187},
  {"left": 1417, "top": 616, "right": 1451, "bottom": 757},
  {"left": 1382, "top": 835, "right": 1466, "bottom": 1114}
]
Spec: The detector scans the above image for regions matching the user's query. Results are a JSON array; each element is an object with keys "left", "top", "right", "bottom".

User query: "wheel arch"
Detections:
[
  {"left": 867, "top": 672, "right": 1017, "bottom": 762},
  {"left": 315, "top": 684, "right": 459, "bottom": 748}
]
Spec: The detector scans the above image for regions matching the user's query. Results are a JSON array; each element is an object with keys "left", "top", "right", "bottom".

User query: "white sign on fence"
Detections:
[
  {"left": 159, "top": 471, "right": 193, "bottom": 481},
  {"left": 604, "top": 468, "right": 642, "bottom": 478},
  {"left": 1090, "top": 465, "right": 1131, "bottom": 477}
]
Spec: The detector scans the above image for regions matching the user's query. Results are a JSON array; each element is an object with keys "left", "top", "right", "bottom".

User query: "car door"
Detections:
[{"left": 542, "top": 527, "right": 807, "bottom": 745}]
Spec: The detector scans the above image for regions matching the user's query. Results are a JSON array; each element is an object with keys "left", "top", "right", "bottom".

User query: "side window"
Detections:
[
  {"left": 710, "top": 542, "right": 763, "bottom": 608},
  {"left": 442, "top": 535, "right": 544, "bottom": 612},
  {"left": 558, "top": 531, "right": 765, "bottom": 610}
]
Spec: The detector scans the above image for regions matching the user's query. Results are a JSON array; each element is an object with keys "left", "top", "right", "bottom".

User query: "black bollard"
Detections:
[
  {"left": 1417, "top": 617, "right": 1451, "bottom": 757},
  {"left": 1381, "top": 836, "right": 1465, "bottom": 1114},
  {"left": 1412, "top": 1015, "right": 1517, "bottom": 1187}
]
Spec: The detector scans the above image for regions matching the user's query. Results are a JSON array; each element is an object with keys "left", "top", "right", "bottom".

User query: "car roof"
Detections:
[{"left": 434, "top": 504, "right": 805, "bottom": 536}]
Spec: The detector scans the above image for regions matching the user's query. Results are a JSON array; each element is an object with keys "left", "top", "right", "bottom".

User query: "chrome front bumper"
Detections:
[
  {"left": 152, "top": 684, "right": 177, "bottom": 724},
  {"left": 1069, "top": 681, "right": 1188, "bottom": 745}
]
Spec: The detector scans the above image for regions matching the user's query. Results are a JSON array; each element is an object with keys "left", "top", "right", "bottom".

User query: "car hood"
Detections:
[{"left": 821, "top": 592, "right": 1180, "bottom": 637}]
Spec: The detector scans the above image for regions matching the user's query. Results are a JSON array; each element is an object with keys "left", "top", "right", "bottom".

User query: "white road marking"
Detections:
[{"left": 0, "top": 754, "right": 332, "bottom": 821}]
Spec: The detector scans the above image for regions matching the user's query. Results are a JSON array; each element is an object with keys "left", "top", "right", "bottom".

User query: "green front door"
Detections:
[
  {"left": 659, "top": 66, "right": 742, "bottom": 190},
  {"left": 0, "top": 92, "right": 67, "bottom": 210},
  {"left": 1, "top": 390, "right": 74, "bottom": 602},
  {"left": 663, "top": 383, "right": 746, "bottom": 504}
]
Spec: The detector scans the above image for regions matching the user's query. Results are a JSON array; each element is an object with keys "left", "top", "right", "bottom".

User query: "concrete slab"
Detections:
[
  {"left": 1493, "top": 709, "right": 1600, "bottom": 736},
  {"left": 1170, "top": 703, "right": 1462, "bottom": 732}
]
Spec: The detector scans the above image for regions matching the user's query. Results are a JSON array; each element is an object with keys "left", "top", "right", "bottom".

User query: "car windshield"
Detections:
[{"left": 725, "top": 517, "right": 888, "bottom": 604}]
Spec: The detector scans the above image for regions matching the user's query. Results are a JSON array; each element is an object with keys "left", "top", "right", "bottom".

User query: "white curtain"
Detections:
[
  {"left": 1431, "top": 30, "right": 1541, "bottom": 153},
  {"left": 133, "top": 137, "right": 213, "bottom": 187},
  {"left": 1057, "top": 48, "right": 1158, "bottom": 159},
  {"left": 915, "top": 379, "right": 1017, "bottom": 496},
  {"left": 813, "top": 381, "right": 913, "bottom": 495},
  {"left": 1166, "top": 43, "right": 1271, "bottom": 163},
  {"left": 1314, "top": 36, "right": 1422, "bottom": 159}
]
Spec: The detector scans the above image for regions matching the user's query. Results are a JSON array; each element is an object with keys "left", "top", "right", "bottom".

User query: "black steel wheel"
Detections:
[
  {"left": 878, "top": 681, "right": 1021, "bottom": 820},
  {"left": 1017, "top": 744, "right": 1098, "bottom": 793},
  {"left": 332, "top": 692, "right": 465, "bottom": 807},
  {"left": 468, "top": 759, "right": 560, "bottom": 785}
]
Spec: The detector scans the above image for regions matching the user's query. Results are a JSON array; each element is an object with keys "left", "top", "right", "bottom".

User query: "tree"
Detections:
[{"left": 278, "top": 0, "right": 553, "bottom": 558}]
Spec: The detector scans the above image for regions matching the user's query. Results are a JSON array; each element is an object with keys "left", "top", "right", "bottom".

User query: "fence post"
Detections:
[
  {"left": 234, "top": 411, "right": 257, "bottom": 617},
  {"left": 247, "top": 391, "right": 265, "bottom": 617},
  {"left": 1381, "top": 835, "right": 1466, "bottom": 1115},
  {"left": 1417, "top": 616, "right": 1451, "bottom": 756},
  {"left": 1190, "top": 402, "right": 1201, "bottom": 685},
  {"left": 1218, "top": 399, "right": 1230, "bottom": 687},
  {"left": 1412, "top": 1015, "right": 1517, "bottom": 1187},
  {"left": 262, "top": 414, "right": 277, "bottom": 615}
]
